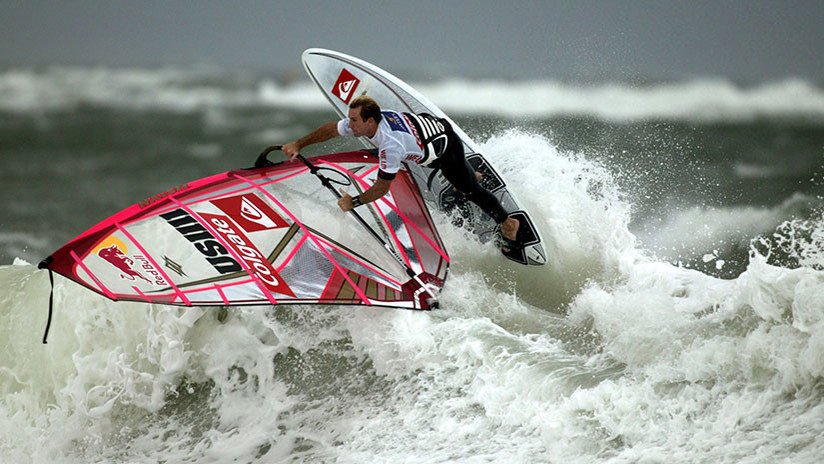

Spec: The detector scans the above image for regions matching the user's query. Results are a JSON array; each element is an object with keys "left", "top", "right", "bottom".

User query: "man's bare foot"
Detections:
[{"left": 501, "top": 217, "right": 520, "bottom": 242}]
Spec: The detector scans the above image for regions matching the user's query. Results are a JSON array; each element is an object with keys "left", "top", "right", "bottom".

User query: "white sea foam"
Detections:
[
  {"left": 732, "top": 162, "right": 778, "bottom": 179},
  {"left": 2, "top": 67, "right": 823, "bottom": 122},
  {"left": 419, "top": 77, "right": 824, "bottom": 122},
  {"left": 637, "top": 193, "right": 822, "bottom": 261}
]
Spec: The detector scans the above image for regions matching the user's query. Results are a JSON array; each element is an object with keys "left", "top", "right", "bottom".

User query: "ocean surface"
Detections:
[{"left": 1, "top": 66, "right": 823, "bottom": 463}]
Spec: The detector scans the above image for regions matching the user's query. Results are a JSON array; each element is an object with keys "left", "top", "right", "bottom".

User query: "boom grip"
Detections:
[{"left": 255, "top": 145, "right": 283, "bottom": 168}]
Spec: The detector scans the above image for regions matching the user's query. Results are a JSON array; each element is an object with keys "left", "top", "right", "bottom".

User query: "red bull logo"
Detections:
[{"left": 94, "top": 237, "right": 166, "bottom": 286}]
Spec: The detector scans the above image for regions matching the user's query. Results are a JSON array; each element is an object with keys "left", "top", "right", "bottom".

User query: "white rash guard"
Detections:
[{"left": 338, "top": 110, "right": 448, "bottom": 178}]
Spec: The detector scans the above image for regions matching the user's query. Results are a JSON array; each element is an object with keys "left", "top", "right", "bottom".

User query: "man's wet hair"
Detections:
[{"left": 350, "top": 95, "right": 382, "bottom": 123}]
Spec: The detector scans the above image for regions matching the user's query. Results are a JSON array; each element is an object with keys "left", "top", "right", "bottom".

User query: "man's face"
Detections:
[{"left": 348, "top": 107, "right": 376, "bottom": 137}]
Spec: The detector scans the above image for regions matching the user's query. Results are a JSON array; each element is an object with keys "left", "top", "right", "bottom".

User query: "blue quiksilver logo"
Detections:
[{"left": 383, "top": 111, "right": 409, "bottom": 133}]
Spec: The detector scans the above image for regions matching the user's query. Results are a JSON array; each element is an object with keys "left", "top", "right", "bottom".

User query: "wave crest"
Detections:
[{"left": 2, "top": 67, "right": 822, "bottom": 122}]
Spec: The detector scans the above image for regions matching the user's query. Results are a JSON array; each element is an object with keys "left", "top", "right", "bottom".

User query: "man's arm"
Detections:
[
  {"left": 338, "top": 177, "right": 392, "bottom": 212},
  {"left": 281, "top": 121, "right": 340, "bottom": 159}
]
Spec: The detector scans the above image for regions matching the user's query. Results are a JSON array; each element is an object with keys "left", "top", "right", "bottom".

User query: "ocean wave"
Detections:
[
  {"left": 3, "top": 130, "right": 824, "bottom": 462},
  {"left": 419, "top": 77, "right": 824, "bottom": 122},
  {"left": 2, "top": 66, "right": 823, "bottom": 123},
  {"left": 636, "top": 193, "right": 823, "bottom": 262}
]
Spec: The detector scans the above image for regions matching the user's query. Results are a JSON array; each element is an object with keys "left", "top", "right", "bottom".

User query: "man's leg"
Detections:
[{"left": 438, "top": 136, "right": 520, "bottom": 242}]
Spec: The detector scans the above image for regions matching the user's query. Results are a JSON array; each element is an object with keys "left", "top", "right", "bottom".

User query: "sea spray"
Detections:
[
  {"left": 2, "top": 124, "right": 823, "bottom": 462},
  {"left": 467, "top": 129, "right": 640, "bottom": 309},
  {"left": 563, "top": 214, "right": 824, "bottom": 462}
]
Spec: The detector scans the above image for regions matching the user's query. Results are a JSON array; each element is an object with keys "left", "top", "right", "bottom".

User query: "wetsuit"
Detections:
[{"left": 337, "top": 110, "right": 508, "bottom": 223}]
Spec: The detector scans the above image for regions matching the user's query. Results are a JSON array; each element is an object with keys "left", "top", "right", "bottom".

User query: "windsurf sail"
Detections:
[{"left": 39, "top": 151, "right": 449, "bottom": 340}]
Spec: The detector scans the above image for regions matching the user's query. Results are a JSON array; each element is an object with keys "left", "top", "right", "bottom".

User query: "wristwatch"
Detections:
[{"left": 351, "top": 195, "right": 363, "bottom": 208}]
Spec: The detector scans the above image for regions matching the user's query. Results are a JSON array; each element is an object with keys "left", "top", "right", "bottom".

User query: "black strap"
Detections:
[
  {"left": 42, "top": 268, "right": 54, "bottom": 344},
  {"left": 426, "top": 163, "right": 442, "bottom": 191}
]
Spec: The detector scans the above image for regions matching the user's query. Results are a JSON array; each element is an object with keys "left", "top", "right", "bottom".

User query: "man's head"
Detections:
[{"left": 348, "top": 95, "right": 381, "bottom": 137}]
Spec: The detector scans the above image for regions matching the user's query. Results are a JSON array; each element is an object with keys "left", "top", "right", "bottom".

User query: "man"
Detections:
[{"left": 275, "top": 96, "right": 520, "bottom": 247}]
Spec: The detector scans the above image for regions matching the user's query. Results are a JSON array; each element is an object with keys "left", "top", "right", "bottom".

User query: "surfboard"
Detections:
[{"left": 301, "top": 48, "right": 546, "bottom": 266}]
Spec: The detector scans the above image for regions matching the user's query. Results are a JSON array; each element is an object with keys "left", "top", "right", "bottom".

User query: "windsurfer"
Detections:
[{"left": 266, "top": 96, "right": 521, "bottom": 247}]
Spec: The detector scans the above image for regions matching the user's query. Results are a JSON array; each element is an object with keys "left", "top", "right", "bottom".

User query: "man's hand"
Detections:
[
  {"left": 280, "top": 122, "right": 339, "bottom": 161},
  {"left": 338, "top": 188, "right": 354, "bottom": 212},
  {"left": 281, "top": 142, "right": 300, "bottom": 160}
]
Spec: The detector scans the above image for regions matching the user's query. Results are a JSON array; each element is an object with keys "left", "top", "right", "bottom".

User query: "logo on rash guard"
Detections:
[
  {"left": 379, "top": 150, "right": 388, "bottom": 170},
  {"left": 401, "top": 113, "right": 424, "bottom": 149},
  {"left": 383, "top": 112, "right": 409, "bottom": 133},
  {"left": 332, "top": 68, "right": 360, "bottom": 104}
]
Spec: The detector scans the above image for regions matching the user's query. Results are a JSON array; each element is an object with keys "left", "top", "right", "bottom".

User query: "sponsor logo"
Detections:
[
  {"left": 199, "top": 213, "right": 295, "bottom": 297},
  {"left": 331, "top": 68, "right": 360, "bottom": 104},
  {"left": 163, "top": 255, "right": 187, "bottom": 277},
  {"left": 379, "top": 150, "right": 388, "bottom": 170},
  {"left": 94, "top": 237, "right": 166, "bottom": 286},
  {"left": 383, "top": 111, "right": 409, "bottom": 133},
  {"left": 210, "top": 194, "right": 288, "bottom": 232},
  {"left": 405, "top": 154, "right": 424, "bottom": 164},
  {"left": 139, "top": 183, "right": 189, "bottom": 208},
  {"left": 161, "top": 208, "right": 243, "bottom": 275},
  {"left": 401, "top": 113, "right": 424, "bottom": 149}
]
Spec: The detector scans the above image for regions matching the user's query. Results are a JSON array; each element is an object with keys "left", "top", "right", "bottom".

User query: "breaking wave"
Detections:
[{"left": 2, "top": 66, "right": 823, "bottom": 123}]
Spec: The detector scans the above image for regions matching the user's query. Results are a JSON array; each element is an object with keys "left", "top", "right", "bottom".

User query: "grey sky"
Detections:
[{"left": 1, "top": 0, "right": 822, "bottom": 81}]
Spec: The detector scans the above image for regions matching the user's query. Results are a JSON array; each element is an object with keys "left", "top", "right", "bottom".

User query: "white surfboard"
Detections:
[{"left": 301, "top": 48, "right": 546, "bottom": 266}]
